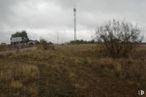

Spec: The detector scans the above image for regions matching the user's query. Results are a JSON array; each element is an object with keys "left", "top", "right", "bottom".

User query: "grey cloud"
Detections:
[{"left": 0, "top": 0, "right": 146, "bottom": 43}]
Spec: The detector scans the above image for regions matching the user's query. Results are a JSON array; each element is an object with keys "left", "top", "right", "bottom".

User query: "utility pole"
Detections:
[
  {"left": 73, "top": 8, "right": 77, "bottom": 41},
  {"left": 57, "top": 31, "right": 59, "bottom": 44}
]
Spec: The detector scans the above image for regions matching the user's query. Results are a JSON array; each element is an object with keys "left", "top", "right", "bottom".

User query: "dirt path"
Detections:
[{"left": 0, "top": 47, "right": 37, "bottom": 55}]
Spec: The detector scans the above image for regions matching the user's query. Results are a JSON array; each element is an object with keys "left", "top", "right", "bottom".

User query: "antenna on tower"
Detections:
[{"left": 73, "top": 7, "right": 77, "bottom": 41}]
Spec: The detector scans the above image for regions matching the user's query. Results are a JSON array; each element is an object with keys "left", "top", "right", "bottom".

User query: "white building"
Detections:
[{"left": 10, "top": 37, "right": 28, "bottom": 45}]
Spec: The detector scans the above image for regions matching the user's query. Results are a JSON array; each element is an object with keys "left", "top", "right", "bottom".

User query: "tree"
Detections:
[
  {"left": 21, "top": 30, "right": 28, "bottom": 38},
  {"left": 96, "top": 20, "right": 143, "bottom": 58},
  {"left": 11, "top": 30, "right": 29, "bottom": 42},
  {"left": 40, "top": 39, "right": 48, "bottom": 45},
  {"left": 38, "top": 39, "right": 48, "bottom": 50}
]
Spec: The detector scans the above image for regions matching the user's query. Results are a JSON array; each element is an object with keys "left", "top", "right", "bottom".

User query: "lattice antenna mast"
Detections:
[{"left": 73, "top": 8, "right": 77, "bottom": 41}]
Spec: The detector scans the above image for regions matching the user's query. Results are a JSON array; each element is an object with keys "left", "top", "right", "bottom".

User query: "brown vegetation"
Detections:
[{"left": 0, "top": 44, "right": 145, "bottom": 97}]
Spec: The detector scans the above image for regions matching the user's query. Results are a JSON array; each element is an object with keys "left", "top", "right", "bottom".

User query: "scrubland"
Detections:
[{"left": 0, "top": 44, "right": 146, "bottom": 97}]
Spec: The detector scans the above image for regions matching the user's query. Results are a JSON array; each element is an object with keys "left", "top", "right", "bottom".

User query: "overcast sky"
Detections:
[{"left": 0, "top": 0, "right": 146, "bottom": 43}]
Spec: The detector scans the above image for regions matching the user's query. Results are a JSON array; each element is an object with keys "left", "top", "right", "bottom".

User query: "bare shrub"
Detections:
[{"left": 96, "top": 20, "right": 143, "bottom": 58}]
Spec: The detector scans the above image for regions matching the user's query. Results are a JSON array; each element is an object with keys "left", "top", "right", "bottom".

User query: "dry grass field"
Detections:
[{"left": 0, "top": 44, "right": 146, "bottom": 97}]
